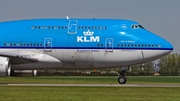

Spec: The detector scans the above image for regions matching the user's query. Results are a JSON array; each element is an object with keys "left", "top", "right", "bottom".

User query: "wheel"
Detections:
[{"left": 118, "top": 76, "right": 127, "bottom": 84}]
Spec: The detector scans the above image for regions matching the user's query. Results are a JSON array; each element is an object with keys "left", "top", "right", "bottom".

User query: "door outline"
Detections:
[
  {"left": 44, "top": 38, "right": 52, "bottom": 52},
  {"left": 68, "top": 20, "right": 77, "bottom": 34},
  {"left": 105, "top": 38, "right": 113, "bottom": 52}
]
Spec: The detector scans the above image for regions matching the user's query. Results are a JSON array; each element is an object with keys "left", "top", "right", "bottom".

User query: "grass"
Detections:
[
  {"left": 0, "top": 86, "right": 180, "bottom": 101},
  {"left": 1, "top": 76, "right": 180, "bottom": 101},
  {"left": 1, "top": 76, "right": 180, "bottom": 84}
]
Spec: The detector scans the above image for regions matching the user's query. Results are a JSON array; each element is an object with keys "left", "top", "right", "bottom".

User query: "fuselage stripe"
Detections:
[{"left": 0, "top": 46, "right": 173, "bottom": 50}]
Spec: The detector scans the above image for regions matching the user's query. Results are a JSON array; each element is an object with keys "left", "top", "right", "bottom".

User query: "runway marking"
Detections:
[{"left": 0, "top": 84, "right": 180, "bottom": 87}]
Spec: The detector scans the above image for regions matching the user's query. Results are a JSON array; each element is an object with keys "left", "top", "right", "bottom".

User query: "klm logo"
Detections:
[{"left": 77, "top": 30, "right": 100, "bottom": 42}]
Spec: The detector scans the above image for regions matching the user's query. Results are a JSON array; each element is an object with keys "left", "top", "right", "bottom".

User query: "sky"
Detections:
[{"left": 0, "top": 0, "right": 179, "bottom": 53}]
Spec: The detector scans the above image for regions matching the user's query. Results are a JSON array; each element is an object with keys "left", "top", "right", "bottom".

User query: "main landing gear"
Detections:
[{"left": 118, "top": 67, "right": 129, "bottom": 84}]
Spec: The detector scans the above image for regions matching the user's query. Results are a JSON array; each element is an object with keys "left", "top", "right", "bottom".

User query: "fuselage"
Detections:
[{"left": 0, "top": 19, "right": 173, "bottom": 70}]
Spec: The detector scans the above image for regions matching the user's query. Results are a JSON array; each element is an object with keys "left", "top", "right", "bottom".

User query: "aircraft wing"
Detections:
[{"left": 0, "top": 50, "right": 41, "bottom": 64}]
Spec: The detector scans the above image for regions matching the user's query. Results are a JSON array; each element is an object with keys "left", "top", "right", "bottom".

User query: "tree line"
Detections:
[
  {"left": 128, "top": 53, "right": 180, "bottom": 76},
  {"left": 37, "top": 53, "right": 180, "bottom": 76},
  {"left": 159, "top": 53, "right": 180, "bottom": 76}
]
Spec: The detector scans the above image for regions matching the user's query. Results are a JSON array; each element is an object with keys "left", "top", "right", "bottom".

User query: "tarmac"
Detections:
[{"left": 1, "top": 84, "right": 180, "bottom": 87}]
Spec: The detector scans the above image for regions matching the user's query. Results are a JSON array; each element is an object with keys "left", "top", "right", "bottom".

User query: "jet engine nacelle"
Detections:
[
  {"left": 0, "top": 57, "right": 11, "bottom": 76},
  {"left": 11, "top": 70, "right": 37, "bottom": 77}
]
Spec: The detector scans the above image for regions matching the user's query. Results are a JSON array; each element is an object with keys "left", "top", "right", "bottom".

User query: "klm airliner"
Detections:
[{"left": 0, "top": 18, "right": 173, "bottom": 84}]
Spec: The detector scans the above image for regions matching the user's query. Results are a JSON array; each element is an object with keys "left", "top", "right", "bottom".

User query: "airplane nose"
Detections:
[
  {"left": 159, "top": 35, "right": 173, "bottom": 52},
  {"left": 152, "top": 32, "right": 173, "bottom": 54},
  {"left": 142, "top": 32, "right": 173, "bottom": 61},
  {"left": 164, "top": 40, "right": 173, "bottom": 54}
]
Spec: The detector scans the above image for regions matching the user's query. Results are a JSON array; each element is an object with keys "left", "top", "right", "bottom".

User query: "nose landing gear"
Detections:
[{"left": 118, "top": 67, "right": 129, "bottom": 84}]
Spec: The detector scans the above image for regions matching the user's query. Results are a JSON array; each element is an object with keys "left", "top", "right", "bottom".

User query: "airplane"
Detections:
[{"left": 0, "top": 17, "right": 173, "bottom": 84}]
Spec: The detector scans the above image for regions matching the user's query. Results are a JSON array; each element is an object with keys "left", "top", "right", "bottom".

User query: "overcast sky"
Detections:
[{"left": 0, "top": 0, "right": 179, "bottom": 53}]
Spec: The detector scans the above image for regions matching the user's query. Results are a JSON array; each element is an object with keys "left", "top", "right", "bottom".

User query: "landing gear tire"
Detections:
[
  {"left": 118, "top": 76, "right": 127, "bottom": 84},
  {"left": 118, "top": 67, "right": 129, "bottom": 84}
]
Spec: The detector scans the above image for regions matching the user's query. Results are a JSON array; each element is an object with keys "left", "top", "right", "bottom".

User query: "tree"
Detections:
[{"left": 160, "top": 53, "right": 180, "bottom": 76}]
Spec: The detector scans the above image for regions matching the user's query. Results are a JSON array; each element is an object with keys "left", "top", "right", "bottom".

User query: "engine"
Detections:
[
  {"left": 0, "top": 57, "right": 11, "bottom": 76},
  {"left": 0, "top": 56, "right": 37, "bottom": 77},
  {"left": 11, "top": 70, "right": 37, "bottom": 76}
]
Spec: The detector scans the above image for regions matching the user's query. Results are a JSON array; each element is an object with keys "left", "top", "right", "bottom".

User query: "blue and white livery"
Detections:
[{"left": 0, "top": 18, "right": 173, "bottom": 84}]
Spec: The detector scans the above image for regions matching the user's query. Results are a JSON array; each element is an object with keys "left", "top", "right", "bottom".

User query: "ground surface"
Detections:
[
  {"left": 0, "top": 86, "right": 180, "bottom": 101},
  {"left": 1, "top": 76, "right": 180, "bottom": 84},
  {"left": 0, "top": 76, "right": 180, "bottom": 101}
]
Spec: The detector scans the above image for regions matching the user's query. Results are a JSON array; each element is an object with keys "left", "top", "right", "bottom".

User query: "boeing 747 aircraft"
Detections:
[{"left": 0, "top": 18, "right": 173, "bottom": 84}]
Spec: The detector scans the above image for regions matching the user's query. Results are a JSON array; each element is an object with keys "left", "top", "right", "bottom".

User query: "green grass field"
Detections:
[
  {"left": 1, "top": 76, "right": 180, "bottom": 101},
  {"left": 0, "top": 86, "right": 180, "bottom": 101},
  {"left": 1, "top": 76, "right": 180, "bottom": 84}
]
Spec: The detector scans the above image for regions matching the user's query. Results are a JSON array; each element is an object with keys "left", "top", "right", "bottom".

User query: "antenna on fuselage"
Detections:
[{"left": 66, "top": 16, "right": 69, "bottom": 20}]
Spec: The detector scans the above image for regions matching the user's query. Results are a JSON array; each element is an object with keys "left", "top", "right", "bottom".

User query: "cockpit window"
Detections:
[
  {"left": 131, "top": 24, "right": 144, "bottom": 29},
  {"left": 138, "top": 25, "right": 144, "bottom": 29}
]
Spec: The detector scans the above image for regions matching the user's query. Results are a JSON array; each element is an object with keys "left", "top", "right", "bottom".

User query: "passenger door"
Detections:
[
  {"left": 44, "top": 38, "right": 52, "bottom": 52},
  {"left": 68, "top": 20, "right": 77, "bottom": 34},
  {"left": 105, "top": 38, "right": 113, "bottom": 52}
]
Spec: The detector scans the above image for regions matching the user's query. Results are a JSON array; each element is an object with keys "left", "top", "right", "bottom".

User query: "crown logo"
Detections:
[{"left": 83, "top": 30, "right": 94, "bottom": 36}]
